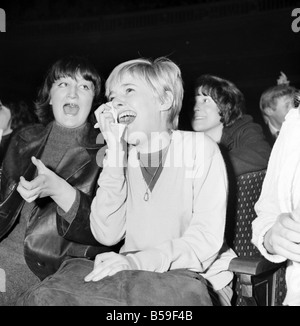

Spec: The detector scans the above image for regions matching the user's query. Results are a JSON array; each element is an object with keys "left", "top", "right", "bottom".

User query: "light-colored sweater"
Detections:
[{"left": 91, "top": 130, "right": 235, "bottom": 290}]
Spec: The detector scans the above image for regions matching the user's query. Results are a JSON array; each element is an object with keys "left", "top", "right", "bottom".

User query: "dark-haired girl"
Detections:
[{"left": 0, "top": 56, "right": 111, "bottom": 305}]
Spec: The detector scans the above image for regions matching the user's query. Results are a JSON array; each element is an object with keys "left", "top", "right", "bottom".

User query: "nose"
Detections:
[
  {"left": 194, "top": 103, "right": 203, "bottom": 112},
  {"left": 68, "top": 85, "right": 78, "bottom": 99},
  {"left": 111, "top": 97, "right": 125, "bottom": 110}
]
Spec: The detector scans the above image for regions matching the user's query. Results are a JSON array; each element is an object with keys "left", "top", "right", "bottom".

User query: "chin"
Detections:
[{"left": 192, "top": 124, "right": 203, "bottom": 132}]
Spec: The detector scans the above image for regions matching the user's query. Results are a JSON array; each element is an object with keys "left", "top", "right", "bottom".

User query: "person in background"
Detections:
[
  {"left": 10, "top": 100, "right": 38, "bottom": 131},
  {"left": 18, "top": 57, "right": 234, "bottom": 306},
  {"left": 0, "top": 55, "right": 114, "bottom": 305},
  {"left": 0, "top": 99, "right": 38, "bottom": 168},
  {"left": 0, "top": 100, "right": 13, "bottom": 167},
  {"left": 259, "top": 72, "right": 297, "bottom": 146},
  {"left": 191, "top": 74, "right": 271, "bottom": 178},
  {"left": 191, "top": 74, "right": 272, "bottom": 275},
  {"left": 252, "top": 100, "right": 300, "bottom": 306}
]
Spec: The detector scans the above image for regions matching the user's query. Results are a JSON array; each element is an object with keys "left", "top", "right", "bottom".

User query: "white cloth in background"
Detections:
[{"left": 252, "top": 108, "right": 300, "bottom": 306}]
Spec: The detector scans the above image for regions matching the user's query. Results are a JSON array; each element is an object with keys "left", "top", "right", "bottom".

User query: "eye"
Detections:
[
  {"left": 58, "top": 82, "right": 68, "bottom": 87},
  {"left": 203, "top": 97, "right": 210, "bottom": 103},
  {"left": 79, "top": 84, "right": 91, "bottom": 90},
  {"left": 126, "top": 88, "right": 134, "bottom": 94}
]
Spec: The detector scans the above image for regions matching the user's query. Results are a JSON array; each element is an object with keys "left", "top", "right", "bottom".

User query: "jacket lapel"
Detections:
[
  {"left": 19, "top": 125, "right": 52, "bottom": 180},
  {"left": 55, "top": 147, "right": 93, "bottom": 182}
]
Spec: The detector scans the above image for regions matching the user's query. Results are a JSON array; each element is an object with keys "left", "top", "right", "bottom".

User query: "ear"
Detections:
[
  {"left": 159, "top": 91, "right": 174, "bottom": 112},
  {"left": 264, "top": 107, "right": 274, "bottom": 116}
]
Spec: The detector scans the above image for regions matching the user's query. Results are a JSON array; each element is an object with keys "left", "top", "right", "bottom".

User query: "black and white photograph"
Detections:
[{"left": 0, "top": 0, "right": 300, "bottom": 310}]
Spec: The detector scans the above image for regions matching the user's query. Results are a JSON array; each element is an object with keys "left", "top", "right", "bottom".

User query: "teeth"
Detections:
[
  {"left": 119, "top": 111, "right": 136, "bottom": 119},
  {"left": 65, "top": 103, "right": 77, "bottom": 108}
]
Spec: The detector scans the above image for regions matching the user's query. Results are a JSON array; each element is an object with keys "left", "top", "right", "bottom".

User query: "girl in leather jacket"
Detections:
[{"left": 0, "top": 56, "right": 115, "bottom": 305}]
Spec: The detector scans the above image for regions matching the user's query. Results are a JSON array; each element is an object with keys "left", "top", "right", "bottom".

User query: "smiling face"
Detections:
[
  {"left": 108, "top": 73, "right": 165, "bottom": 147},
  {"left": 49, "top": 74, "right": 95, "bottom": 129},
  {"left": 192, "top": 88, "right": 223, "bottom": 133}
]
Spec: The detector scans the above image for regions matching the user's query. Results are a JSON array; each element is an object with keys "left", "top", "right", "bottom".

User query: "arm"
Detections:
[
  {"left": 90, "top": 103, "right": 128, "bottom": 246},
  {"left": 263, "top": 211, "right": 300, "bottom": 262},
  {"left": 56, "top": 190, "right": 100, "bottom": 246},
  {"left": 17, "top": 156, "right": 76, "bottom": 212},
  {"left": 90, "top": 149, "right": 127, "bottom": 246}
]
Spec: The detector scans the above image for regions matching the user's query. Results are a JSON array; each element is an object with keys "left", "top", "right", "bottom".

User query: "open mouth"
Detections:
[
  {"left": 63, "top": 103, "right": 80, "bottom": 116},
  {"left": 118, "top": 110, "right": 137, "bottom": 125}
]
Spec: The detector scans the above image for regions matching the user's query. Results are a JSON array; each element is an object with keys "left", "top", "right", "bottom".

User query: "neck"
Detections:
[
  {"left": 267, "top": 117, "right": 282, "bottom": 130},
  {"left": 53, "top": 121, "right": 87, "bottom": 132},
  {"left": 205, "top": 124, "right": 223, "bottom": 143},
  {"left": 136, "top": 129, "right": 172, "bottom": 154}
]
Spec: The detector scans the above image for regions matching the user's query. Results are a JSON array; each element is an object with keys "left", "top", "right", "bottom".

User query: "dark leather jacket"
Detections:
[{"left": 0, "top": 122, "right": 113, "bottom": 280}]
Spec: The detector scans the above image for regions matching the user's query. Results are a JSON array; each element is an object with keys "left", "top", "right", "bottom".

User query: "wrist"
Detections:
[
  {"left": 263, "top": 229, "right": 276, "bottom": 255},
  {"left": 104, "top": 147, "right": 127, "bottom": 169},
  {"left": 51, "top": 180, "right": 76, "bottom": 213}
]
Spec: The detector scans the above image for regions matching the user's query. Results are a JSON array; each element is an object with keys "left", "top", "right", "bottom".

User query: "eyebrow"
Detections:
[{"left": 121, "top": 83, "right": 136, "bottom": 87}]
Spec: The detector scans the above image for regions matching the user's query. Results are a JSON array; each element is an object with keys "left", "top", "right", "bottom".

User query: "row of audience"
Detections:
[{"left": 0, "top": 55, "right": 299, "bottom": 306}]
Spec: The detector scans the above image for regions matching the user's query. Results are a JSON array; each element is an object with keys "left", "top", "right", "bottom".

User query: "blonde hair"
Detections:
[{"left": 105, "top": 57, "right": 184, "bottom": 129}]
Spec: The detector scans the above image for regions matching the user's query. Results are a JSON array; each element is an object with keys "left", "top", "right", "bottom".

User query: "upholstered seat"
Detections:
[{"left": 226, "top": 169, "right": 287, "bottom": 306}]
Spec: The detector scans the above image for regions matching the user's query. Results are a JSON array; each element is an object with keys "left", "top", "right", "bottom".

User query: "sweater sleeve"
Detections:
[
  {"left": 126, "top": 135, "right": 229, "bottom": 274},
  {"left": 90, "top": 148, "right": 127, "bottom": 246}
]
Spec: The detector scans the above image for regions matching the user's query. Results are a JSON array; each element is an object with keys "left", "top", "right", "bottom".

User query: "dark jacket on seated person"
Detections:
[
  {"left": 219, "top": 114, "right": 271, "bottom": 177},
  {"left": 0, "top": 122, "right": 120, "bottom": 280}
]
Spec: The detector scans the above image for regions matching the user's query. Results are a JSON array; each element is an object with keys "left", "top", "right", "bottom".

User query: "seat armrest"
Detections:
[{"left": 228, "top": 257, "right": 284, "bottom": 276}]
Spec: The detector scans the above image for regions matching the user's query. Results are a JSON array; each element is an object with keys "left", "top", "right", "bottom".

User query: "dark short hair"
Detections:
[
  {"left": 195, "top": 74, "right": 245, "bottom": 127},
  {"left": 259, "top": 84, "right": 297, "bottom": 113},
  {"left": 35, "top": 56, "right": 102, "bottom": 125}
]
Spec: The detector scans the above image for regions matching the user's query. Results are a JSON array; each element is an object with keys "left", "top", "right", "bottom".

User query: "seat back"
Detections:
[
  {"left": 232, "top": 170, "right": 266, "bottom": 305},
  {"left": 233, "top": 170, "right": 266, "bottom": 258},
  {"left": 226, "top": 169, "right": 287, "bottom": 305}
]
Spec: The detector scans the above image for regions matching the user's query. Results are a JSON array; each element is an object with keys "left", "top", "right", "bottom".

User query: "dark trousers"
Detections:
[{"left": 17, "top": 258, "right": 216, "bottom": 306}]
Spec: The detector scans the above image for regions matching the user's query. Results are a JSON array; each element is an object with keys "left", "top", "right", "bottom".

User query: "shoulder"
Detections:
[
  {"left": 11, "top": 123, "right": 47, "bottom": 143},
  {"left": 172, "top": 130, "right": 220, "bottom": 158},
  {"left": 224, "top": 114, "right": 265, "bottom": 138}
]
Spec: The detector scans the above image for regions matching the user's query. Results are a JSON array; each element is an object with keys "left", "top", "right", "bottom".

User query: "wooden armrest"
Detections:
[{"left": 228, "top": 256, "right": 283, "bottom": 276}]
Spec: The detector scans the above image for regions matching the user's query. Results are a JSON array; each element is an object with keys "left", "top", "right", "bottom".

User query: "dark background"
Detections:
[{"left": 1, "top": 0, "right": 300, "bottom": 130}]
